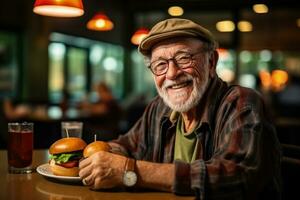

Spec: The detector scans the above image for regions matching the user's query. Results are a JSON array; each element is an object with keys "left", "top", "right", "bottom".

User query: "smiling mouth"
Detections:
[{"left": 167, "top": 80, "right": 193, "bottom": 89}]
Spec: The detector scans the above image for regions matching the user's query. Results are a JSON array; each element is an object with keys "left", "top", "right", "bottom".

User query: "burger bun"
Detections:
[
  {"left": 50, "top": 161, "right": 79, "bottom": 177},
  {"left": 83, "top": 141, "right": 111, "bottom": 158},
  {"left": 49, "top": 137, "right": 87, "bottom": 154}
]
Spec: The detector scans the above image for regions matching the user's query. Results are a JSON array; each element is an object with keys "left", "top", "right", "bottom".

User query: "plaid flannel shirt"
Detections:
[{"left": 111, "top": 76, "right": 282, "bottom": 200}]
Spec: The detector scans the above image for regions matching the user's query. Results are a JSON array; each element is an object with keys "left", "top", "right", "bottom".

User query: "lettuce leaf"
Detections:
[{"left": 49, "top": 152, "right": 82, "bottom": 164}]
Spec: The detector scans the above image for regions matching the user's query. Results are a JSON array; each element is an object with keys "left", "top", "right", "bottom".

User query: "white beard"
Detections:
[{"left": 155, "top": 66, "right": 210, "bottom": 113}]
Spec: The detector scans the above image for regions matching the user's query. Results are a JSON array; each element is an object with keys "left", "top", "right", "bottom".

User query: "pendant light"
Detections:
[
  {"left": 87, "top": 12, "right": 114, "bottom": 31},
  {"left": 131, "top": 28, "right": 149, "bottom": 45},
  {"left": 33, "top": 0, "right": 84, "bottom": 17}
]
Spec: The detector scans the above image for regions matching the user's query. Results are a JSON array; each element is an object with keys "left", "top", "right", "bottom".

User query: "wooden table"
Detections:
[{"left": 0, "top": 150, "right": 194, "bottom": 200}]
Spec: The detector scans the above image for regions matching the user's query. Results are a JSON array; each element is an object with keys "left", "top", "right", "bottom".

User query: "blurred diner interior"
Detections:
[
  {"left": 1, "top": 0, "right": 300, "bottom": 197},
  {"left": 0, "top": 0, "right": 300, "bottom": 188}
]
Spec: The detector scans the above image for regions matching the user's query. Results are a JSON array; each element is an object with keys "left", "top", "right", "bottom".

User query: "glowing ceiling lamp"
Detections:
[
  {"left": 253, "top": 4, "right": 269, "bottom": 14},
  {"left": 168, "top": 6, "right": 184, "bottom": 16},
  {"left": 33, "top": 0, "right": 84, "bottom": 17},
  {"left": 216, "top": 20, "right": 235, "bottom": 32},
  {"left": 238, "top": 21, "right": 253, "bottom": 32},
  {"left": 131, "top": 28, "right": 149, "bottom": 45},
  {"left": 87, "top": 12, "right": 114, "bottom": 31}
]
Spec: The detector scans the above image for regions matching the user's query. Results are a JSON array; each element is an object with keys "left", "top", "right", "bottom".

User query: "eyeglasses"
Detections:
[{"left": 148, "top": 51, "right": 205, "bottom": 76}]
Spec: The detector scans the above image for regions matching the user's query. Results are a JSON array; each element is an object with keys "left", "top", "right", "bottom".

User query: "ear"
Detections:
[{"left": 208, "top": 50, "right": 219, "bottom": 77}]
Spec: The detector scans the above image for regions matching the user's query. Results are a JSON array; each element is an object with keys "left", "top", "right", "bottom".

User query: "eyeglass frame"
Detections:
[{"left": 147, "top": 50, "right": 207, "bottom": 76}]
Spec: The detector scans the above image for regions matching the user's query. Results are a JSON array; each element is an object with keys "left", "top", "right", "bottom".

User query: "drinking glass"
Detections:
[
  {"left": 61, "top": 121, "right": 83, "bottom": 138},
  {"left": 7, "top": 122, "right": 34, "bottom": 174}
]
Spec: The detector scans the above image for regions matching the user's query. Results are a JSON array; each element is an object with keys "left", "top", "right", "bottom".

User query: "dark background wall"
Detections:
[{"left": 1, "top": 0, "right": 300, "bottom": 103}]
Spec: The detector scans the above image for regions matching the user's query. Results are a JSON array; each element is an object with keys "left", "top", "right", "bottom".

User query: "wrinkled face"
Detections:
[{"left": 150, "top": 37, "right": 216, "bottom": 112}]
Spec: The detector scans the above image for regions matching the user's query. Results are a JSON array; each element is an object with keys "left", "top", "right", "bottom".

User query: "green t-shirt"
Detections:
[{"left": 174, "top": 115, "right": 199, "bottom": 163}]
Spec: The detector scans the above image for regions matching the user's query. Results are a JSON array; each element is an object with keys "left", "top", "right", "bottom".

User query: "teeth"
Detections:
[{"left": 170, "top": 82, "right": 189, "bottom": 89}]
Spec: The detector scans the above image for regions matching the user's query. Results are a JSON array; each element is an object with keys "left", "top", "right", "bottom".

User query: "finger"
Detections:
[
  {"left": 82, "top": 178, "right": 88, "bottom": 186},
  {"left": 101, "top": 168, "right": 113, "bottom": 180},
  {"left": 79, "top": 157, "right": 91, "bottom": 169},
  {"left": 82, "top": 173, "right": 95, "bottom": 186},
  {"left": 92, "top": 167, "right": 114, "bottom": 189},
  {"left": 79, "top": 163, "right": 93, "bottom": 179},
  {"left": 92, "top": 176, "right": 113, "bottom": 189},
  {"left": 91, "top": 177, "right": 103, "bottom": 190}
]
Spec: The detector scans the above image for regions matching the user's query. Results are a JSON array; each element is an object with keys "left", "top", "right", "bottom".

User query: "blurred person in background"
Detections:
[
  {"left": 3, "top": 98, "right": 31, "bottom": 120},
  {"left": 80, "top": 82, "right": 122, "bottom": 142},
  {"left": 79, "top": 18, "right": 281, "bottom": 200},
  {"left": 80, "top": 82, "right": 121, "bottom": 117}
]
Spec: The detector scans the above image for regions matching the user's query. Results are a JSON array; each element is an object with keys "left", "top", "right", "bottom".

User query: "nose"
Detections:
[{"left": 165, "top": 60, "right": 182, "bottom": 80}]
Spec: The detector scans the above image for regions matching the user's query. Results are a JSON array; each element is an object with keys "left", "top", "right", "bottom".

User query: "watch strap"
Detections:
[
  {"left": 125, "top": 158, "right": 136, "bottom": 172},
  {"left": 123, "top": 158, "right": 137, "bottom": 187}
]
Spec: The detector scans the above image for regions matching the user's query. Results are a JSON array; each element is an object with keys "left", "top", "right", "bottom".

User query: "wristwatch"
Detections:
[{"left": 123, "top": 158, "right": 137, "bottom": 187}]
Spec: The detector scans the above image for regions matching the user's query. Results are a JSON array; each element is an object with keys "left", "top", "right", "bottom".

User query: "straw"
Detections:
[
  {"left": 65, "top": 128, "right": 69, "bottom": 138},
  {"left": 94, "top": 134, "right": 97, "bottom": 142}
]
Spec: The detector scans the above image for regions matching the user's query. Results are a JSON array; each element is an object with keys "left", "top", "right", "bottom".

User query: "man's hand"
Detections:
[{"left": 79, "top": 151, "right": 127, "bottom": 189}]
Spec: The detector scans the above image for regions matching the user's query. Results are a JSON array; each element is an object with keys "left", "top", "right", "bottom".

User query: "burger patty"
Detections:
[{"left": 57, "top": 160, "right": 79, "bottom": 168}]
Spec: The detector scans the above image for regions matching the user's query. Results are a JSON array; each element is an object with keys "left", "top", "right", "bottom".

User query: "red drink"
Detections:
[
  {"left": 8, "top": 130, "right": 33, "bottom": 168},
  {"left": 7, "top": 122, "right": 33, "bottom": 173}
]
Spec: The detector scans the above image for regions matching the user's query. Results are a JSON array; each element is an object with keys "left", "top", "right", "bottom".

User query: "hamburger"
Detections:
[
  {"left": 83, "top": 141, "right": 111, "bottom": 158},
  {"left": 49, "top": 137, "right": 87, "bottom": 177}
]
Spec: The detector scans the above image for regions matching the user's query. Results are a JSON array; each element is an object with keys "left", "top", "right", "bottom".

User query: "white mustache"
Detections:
[{"left": 162, "top": 75, "right": 194, "bottom": 89}]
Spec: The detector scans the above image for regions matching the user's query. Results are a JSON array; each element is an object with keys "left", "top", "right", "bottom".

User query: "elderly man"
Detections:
[{"left": 79, "top": 18, "right": 281, "bottom": 200}]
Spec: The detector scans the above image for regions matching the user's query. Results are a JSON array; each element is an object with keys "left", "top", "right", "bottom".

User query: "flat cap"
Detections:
[{"left": 138, "top": 18, "right": 217, "bottom": 55}]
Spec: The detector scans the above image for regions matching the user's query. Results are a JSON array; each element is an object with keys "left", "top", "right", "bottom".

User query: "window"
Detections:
[
  {"left": 0, "top": 32, "right": 19, "bottom": 98},
  {"left": 130, "top": 50, "right": 156, "bottom": 100},
  {"left": 216, "top": 49, "right": 236, "bottom": 84},
  {"left": 48, "top": 33, "right": 124, "bottom": 104},
  {"left": 90, "top": 43, "right": 124, "bottom": 100},
  {"left": 67, "top": 47, "right": 88, "bottom": 102},
  {"left": 48, "top": 43, "right": 65, "bottom": 103}
]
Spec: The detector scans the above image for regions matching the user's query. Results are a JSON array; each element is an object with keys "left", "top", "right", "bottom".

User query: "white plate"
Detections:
[{"left": 37, "top": 163, "right": 81, "bottom": 183}]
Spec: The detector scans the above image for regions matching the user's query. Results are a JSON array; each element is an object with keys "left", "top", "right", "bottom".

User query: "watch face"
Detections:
[{"left": 123, "top": 171, "right": 137, "bottom": 187}]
